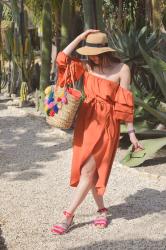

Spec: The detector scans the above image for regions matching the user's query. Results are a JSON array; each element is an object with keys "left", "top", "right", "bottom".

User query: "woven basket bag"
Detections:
[
  {"left": 46, "top": 86, "right": 82, "bottom": 129},
  {"left": 45, "top": 65, "right": 82, "bottom": 129}
]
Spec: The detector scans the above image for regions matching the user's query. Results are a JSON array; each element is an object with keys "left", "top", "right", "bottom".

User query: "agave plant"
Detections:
[
  {"left": 136, "top": 44, "right": 166, "bottom": 125},
  {"left": 108, "top": 25, "right": 166, "bottom": 126}
]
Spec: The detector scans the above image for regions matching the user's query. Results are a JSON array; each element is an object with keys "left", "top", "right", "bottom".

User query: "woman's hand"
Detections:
[
  {"left": 78, "top": 29, "right": 100, "bottom": 41},
  {"left": 129, "top": 133, "right": 144, "bottom": 152}
]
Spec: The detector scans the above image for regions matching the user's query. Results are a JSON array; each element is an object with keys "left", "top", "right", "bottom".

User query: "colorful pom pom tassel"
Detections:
[
  {"left": 53, "top": 104, "right": 59, "bottom": 113},
  {"left": 44, "top": 105, "right": 49, "bottom": 112},
  {"left": 50, "top": 110, "right": 55, "bottom": 117},
  {"left": 49, "top": 92, "right": 54, "bottom": 99},
  {"left": 44, "top": 86, "right": 52, "bottom": 95},
  {"left": 44, "top": 99, "right": 48, "bottom": 105},
  {"left": 57, "top": 97, "right": 62, "bottom": 102},
  {"left": 48, "top": 97, "right": 54, "bottom": 104},
  {"left": 48, "top": 102, "right": 55, "bottom": 109},
  {"left": 47, "top": 109, "right": 51, "bottom": 116},
  {"left": 62, "top": 96, "right": 68, "bottom": 104}
]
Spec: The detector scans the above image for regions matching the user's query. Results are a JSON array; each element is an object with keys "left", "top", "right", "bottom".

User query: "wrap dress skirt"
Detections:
[{"left": 56, "top": 52, "right": 134, "bottom": 195}]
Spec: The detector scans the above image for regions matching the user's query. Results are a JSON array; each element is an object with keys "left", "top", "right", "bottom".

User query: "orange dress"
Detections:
[{"left": 56, "top": 52, "right": 134, "bottom": 195}]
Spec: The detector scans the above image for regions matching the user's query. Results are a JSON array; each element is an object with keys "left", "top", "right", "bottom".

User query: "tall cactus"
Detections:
[
  {"left": 82, "top": 0, "right": 96, "bottom": 29},
  {"left": 53, "top": 0, "right": 63, "bottom": 52},
  {"left": 60, "top": 0, "right": 73, "bottom": 49},
  {"left": 82, "top": 0, "right": 105, "bottom": 31},
  {"left": 39, "top": 1, "right": 52, "bottom": 111},
  {"left": 20, "top": 81, "right": 28, "bottom": 102},
  {"left": 95, "top": 0, "right": 105, "bottom": 31},
  {"left": 9, "top": 0, "right": 34, "bottom": 96}
]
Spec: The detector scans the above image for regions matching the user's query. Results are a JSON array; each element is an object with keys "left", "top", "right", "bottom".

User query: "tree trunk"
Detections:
[{"left": 39, "top": 1, "right": 52, "bottom": 111}]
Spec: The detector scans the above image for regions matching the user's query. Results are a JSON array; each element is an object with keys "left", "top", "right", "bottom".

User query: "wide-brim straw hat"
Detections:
[
  {"left": 120, "top": 137, "right": 166, "bottom": 167},
  {"left": 76, "top": 32, "right": 116, "bottom": 56}
]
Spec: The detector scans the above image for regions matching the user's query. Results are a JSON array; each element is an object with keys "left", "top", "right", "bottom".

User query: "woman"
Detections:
[{"left": 51, "top": 29, "right": 143, "bottom": 235}]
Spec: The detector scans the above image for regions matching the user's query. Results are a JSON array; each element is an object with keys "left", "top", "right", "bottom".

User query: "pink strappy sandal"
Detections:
[
  {"left": 93, "top": 207, "right": 108, "bottom": 228},
  {"left": 51, "top": 211, "right": 75, "bottom": 235}
]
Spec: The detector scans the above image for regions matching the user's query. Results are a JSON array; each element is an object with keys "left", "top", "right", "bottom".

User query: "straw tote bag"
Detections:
[{"left": 44, "top": 65, "right": 82, "bottom": 129}]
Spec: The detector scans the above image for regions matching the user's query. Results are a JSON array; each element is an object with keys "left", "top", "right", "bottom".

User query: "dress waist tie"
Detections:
[{"left": 84, "top": 96, "right": 115, "bottom": 139}]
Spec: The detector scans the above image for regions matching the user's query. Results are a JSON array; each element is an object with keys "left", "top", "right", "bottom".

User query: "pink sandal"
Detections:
[
  {"left": 51, "top": 211, "right": 75, "bottom": 235},
  {"left": 93, "top": 207, "right": 108, "bottom": 228}
]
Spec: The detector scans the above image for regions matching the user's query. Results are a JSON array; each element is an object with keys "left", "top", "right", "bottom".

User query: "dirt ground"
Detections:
[{"left": 0, "top": 94, "right": 166, "bottom": 250}]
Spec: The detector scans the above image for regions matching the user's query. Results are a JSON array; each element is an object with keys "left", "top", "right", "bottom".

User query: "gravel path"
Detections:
[{"left": 0, "top": 95, "right": 166, "bottom": 250}]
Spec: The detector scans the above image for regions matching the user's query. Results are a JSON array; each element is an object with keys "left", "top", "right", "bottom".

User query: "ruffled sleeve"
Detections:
[
  {"left": 114, "top": 86, "right": 134, "bottom": 122},
  {"left": 56, "top": 51, "right": 85, "bottom": 87}
]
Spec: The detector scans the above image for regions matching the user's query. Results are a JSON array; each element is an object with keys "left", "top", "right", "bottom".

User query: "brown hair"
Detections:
[{"left": 87, "top": 52, "right": 121, "bottom": 71}]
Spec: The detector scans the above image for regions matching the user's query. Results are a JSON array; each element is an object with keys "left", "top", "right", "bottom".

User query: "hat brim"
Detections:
[
  {"left": 120, "top": 137, "right": 166, "bottom": 167},
  {"left": 76, "top": 46, "right": 116, "bottom": 56}
]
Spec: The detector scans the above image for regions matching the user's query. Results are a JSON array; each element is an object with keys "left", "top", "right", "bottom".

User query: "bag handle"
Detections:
[
  {"left": 55, "top": 61, "right": 76, "bottom": 93},
  {"left": 70, "top": 64, "right": 76, "bottom": 89}
]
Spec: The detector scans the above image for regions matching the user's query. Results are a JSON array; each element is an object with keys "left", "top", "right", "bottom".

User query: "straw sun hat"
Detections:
[{"left": 76, "top": 32, "right": 116, "bottom": 56}]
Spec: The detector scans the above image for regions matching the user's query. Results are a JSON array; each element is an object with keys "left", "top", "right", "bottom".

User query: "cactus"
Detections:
[
  {"left": 60, "top": 0, "right": 73, "bottom": 49},
  {"left": 82, "top": 0, "right": 105, "bottom": 30},
  {"left": 82, "top": 0, "right": 96, "bottom": 29},
  {"left": 95, "top": 0, "right": 105, "bottom": 31},
  {"left": 20, "top": 81, "right": 28, "bottom": 102},
  {"left": 9, "top": 1, "right": 33, "bottom": 94},
  {"left": 39, "top": 1, "right": 52, "bottom": 111}
]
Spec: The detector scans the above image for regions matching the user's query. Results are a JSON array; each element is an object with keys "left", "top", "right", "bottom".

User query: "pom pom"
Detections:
[
  {"left": 44, "top": 86, "right": 52, "bottom": 95},
  {"left": 49, "top": 92, "right": 54, "bottom": 99},
  {"left": 48, "top": 97, "right": 54, "bottom": 104},
  {"left": 49, "top": 110, "right": 55, "bottom": 117},
  {"left": 44, "top": 104, "right": 49, "bottom": 112},
  {"left": 48, "top": 102, "right": 55, "bottom": 109},
  {"left": 57, "top": 102, "right": 62, "bottom": 109},
  {"left": 57, "top": 97, "right": 62, "bottom": 102},
  {"left": 44, "top": 98, "right": 48, "bottom": 105},
  {"left": 53, "top": 104, "right": 59, "bottom": 113},
  {"left": 62, "top": 96, "right": 68, "bottom": 104},
  {"left": 47, "top": 109, "right": 51, "bottom": 116}
]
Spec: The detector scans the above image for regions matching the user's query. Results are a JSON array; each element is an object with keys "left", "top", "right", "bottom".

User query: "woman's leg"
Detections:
[
  {"left": 90, "top": 172, "right": 105, "bottom": 209},
  {"left": 91, "top": 173, "right": 108, "bottom": 228},
  {"left": 57, "top": 155, "right": 97, "bottom": 226},
  {"left": 67, "top": 155, "right": 96, "bottom": 214}
]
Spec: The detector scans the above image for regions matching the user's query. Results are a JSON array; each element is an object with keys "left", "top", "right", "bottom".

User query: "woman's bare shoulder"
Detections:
[
  {"left": 120, "top": 63, "right": 130, "bottom": 73},
  {"left": 119, "top": 63, "right": 131, "bottom": 89}
]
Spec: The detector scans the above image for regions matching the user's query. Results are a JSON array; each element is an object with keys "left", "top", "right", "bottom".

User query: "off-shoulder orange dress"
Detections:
[{"left": 56, "top": 52, "right": 134, "bottom": 195}]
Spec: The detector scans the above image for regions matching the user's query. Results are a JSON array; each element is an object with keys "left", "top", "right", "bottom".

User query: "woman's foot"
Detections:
[
  {"left": 51, "top": 211, "right": 75, "bottom": 235},
  {"left": 93, "top": 207, "right": 108, "bottom": 228}
]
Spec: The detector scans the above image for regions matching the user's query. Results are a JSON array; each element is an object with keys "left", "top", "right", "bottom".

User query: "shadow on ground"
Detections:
[
  {"left": 0, "top": 113, "right": 72, "bottom": 181},
  {"left": 107, "top": 188, "right": 166, "bottom": 220},
  {"left": 0, "top": 226, "right": 7, "bottom": 250},
  {"left": 0, "top": 103, "right": 7, "bottom": 111},
  {"left": 69, "top": 188, "right": 166, "bottom": 232},
  {"left": 68, "top": 238, "right": 166, "bottom": 250}
]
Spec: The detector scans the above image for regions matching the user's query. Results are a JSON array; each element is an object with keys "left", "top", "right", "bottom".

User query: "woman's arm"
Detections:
[
  {"left": 120, "top": 64, "right": 144, "bottom": 151},
  {"left": 63, "top": 29, "right": 99, "bottom": 56}
]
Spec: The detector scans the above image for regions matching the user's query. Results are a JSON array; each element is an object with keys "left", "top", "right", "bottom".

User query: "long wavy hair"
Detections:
[{"left": 87, "top": 52, "right": 121, "bottom": 72}]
